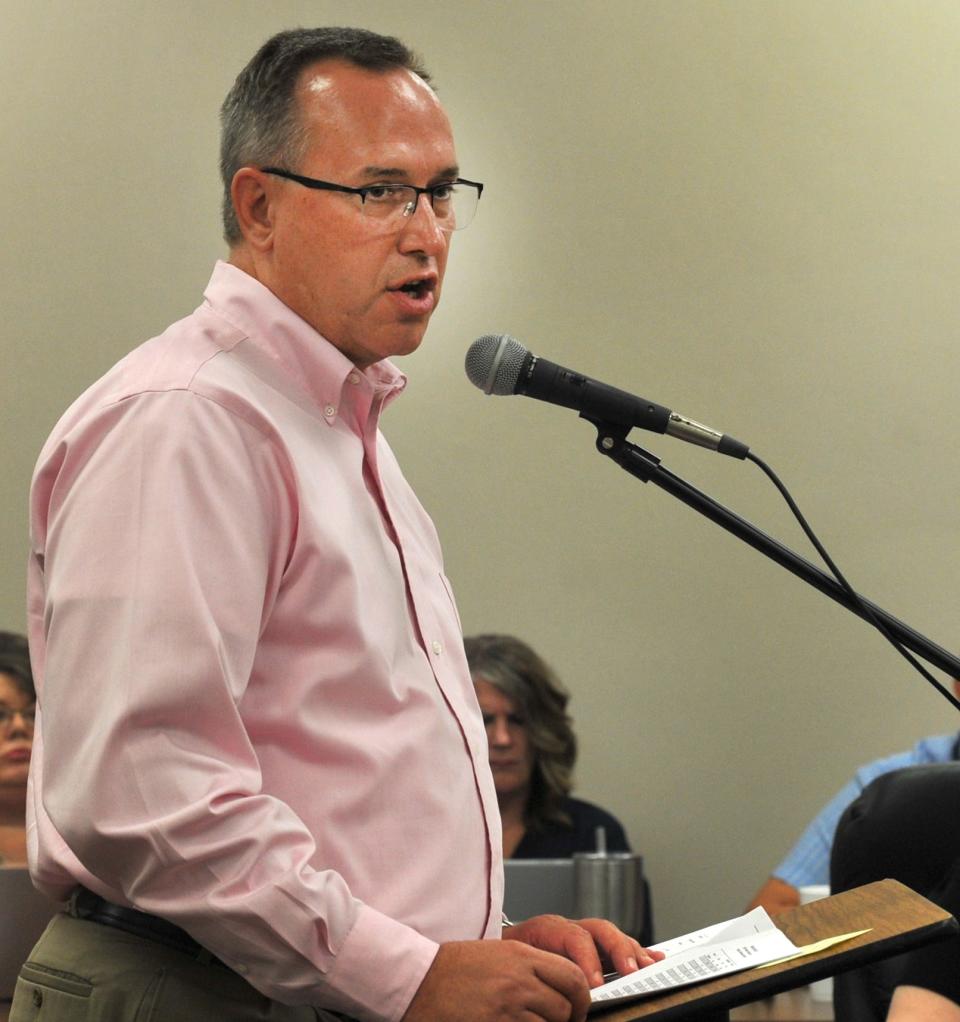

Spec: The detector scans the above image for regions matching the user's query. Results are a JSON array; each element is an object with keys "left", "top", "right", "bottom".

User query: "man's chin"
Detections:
[
  {"left": 333, "top": 323, "right": 430, "bottom": 368},
  {"left": 382, "top": 323, "right": 432, "bottom": 360}
]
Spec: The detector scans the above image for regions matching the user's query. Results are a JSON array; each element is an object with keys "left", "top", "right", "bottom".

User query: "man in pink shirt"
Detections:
[{"left": 15, "top": 26, "right": 657, "bottom": 1022}]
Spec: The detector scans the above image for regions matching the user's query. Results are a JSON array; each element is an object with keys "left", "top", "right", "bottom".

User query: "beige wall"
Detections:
[{"left": 3, "top": 0, "right": 959, "bottom": 940}]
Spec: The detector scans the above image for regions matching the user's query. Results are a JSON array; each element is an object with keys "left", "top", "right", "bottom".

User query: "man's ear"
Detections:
[{"left": 231, "top": 168, "right": 275, "bottom": 251}]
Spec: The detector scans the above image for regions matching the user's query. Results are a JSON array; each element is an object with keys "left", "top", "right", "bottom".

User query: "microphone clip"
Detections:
[{"left": 587, "top": 418, "right": 663, "bottom": 484}]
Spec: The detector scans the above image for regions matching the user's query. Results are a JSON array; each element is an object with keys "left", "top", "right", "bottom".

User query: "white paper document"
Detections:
[{"left": 589, "top": 907, "right": 799, "bottom": 1011}]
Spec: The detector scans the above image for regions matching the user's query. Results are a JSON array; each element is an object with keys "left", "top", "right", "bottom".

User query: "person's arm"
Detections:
[
  {"left": 888, "top": 986, "right": 960, "bottom": 1022},
  {"left": 746, "top": 775, "right": 868, "bottom": 912},
  {"left": 745, "top": 875, "right": 800, "bottom": 914},
  {"left": 747, "top": 745, "right": 944, "bottom": 914}
]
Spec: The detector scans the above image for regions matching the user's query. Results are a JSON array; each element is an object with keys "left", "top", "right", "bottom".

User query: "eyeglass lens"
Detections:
[{"left": 363, "top": 184, "right": 479, "bottom": 231}]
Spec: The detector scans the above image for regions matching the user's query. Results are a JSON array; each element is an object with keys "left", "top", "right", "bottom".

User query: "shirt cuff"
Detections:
[{"left": 321, "top": 903, "right": 439, "bottom": 1022}]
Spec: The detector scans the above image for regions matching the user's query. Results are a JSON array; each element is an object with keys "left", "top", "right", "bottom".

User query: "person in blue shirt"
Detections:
[{"left": 747, "top": 689, "right": 960, "bottom": 915}]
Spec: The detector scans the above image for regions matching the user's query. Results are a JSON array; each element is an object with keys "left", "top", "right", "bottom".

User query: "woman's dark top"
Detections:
[{"left": 513, "top": 796, "right": 631, "bottom": 859}]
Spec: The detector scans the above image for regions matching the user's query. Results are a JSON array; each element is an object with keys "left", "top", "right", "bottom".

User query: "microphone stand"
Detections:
[{"left": 588, "top": 419, "right": 960, "bottom": 679}]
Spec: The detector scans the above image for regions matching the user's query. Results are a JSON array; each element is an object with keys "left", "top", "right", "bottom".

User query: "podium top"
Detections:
[{"left": 592, "top": 878, "right": 958, "bottom": 1021}]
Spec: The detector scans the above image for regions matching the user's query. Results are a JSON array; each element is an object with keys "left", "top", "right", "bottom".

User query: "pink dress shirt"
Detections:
[{"left": 26, "top": 261, "right": 504, "bottom": 1022}]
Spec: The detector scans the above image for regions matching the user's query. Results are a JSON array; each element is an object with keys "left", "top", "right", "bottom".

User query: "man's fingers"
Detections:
[
  {"left": 604, "top": 932, "right": 657, "bottom": 975},
  {"left": 553, "top": 923, "right": 606, "bottom": 987},
  {"left": 520, "top": 980, "right": 580, "bottom": 1022},
  {"left": 574, "top": 919, "right": 664, "bottom": 981},
  {"left": 502, "top": 912, "right": 664, "bottom": 1000},
  {"left": 532, "top": 954, "right": 591, "bottom": 1022}
]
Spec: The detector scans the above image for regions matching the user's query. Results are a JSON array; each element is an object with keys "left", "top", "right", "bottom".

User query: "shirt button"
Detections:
[
  {"left": 233, "top": 962, "right": 250, "bottom": 976},
  {"left": 432, "top": 640, "right": 443, "bottom": 656},
  {"left": 324, "top": 404, "right": 337, "bottom": 418},
  {"left": 347, "top": 371, "right": 361, "bottom": 385}
]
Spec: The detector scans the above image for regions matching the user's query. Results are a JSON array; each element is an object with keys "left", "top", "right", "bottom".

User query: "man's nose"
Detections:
[{"left": 397, "top": 194, "right": 447, "bottom": 257}]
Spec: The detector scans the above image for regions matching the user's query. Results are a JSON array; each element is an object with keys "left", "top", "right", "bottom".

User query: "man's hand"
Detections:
[
  {"left": 503, "top": 914, "right": 665, "bottom": 989},
  {"left": 402, "top": 938, "right": 591, "bottom": 1022}
]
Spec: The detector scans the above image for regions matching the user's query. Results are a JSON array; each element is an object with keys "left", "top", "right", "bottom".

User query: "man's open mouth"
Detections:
[{"left": 391, "top": 277, "right": 434, "bottom": 299}]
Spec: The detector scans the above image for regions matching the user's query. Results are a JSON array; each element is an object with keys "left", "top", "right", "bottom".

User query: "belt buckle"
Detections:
[{"left": 67, "top": 886, "right": 94, "bottom": 920}]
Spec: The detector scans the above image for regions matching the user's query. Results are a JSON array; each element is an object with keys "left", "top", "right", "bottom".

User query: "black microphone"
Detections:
[{"left": 464, "top": 334, "right": 749, "bottom": 459}]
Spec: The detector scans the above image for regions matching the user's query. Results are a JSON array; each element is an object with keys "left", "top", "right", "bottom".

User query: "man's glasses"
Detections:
[
  {"left": 0, "top": 705, "right": 35, "bottom": 731},
  {"left": 261, "top": 168, "right": 483, "bottom": 232}
]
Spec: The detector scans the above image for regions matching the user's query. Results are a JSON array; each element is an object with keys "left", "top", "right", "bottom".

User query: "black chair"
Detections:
[{"left": 830, "top": 762, "right": 960, "bottom": 1021}]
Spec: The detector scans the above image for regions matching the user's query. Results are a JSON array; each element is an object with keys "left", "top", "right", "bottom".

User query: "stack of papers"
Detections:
[{"left": 590, "top": 906, "right": 805, "bottom": 1010}]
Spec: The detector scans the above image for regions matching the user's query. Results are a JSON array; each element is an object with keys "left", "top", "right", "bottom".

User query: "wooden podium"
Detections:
[
  {"left": 592, "top": 879, "right": 958, "bottom": 1022},
  {"left": 2, "top": 879, "right": 953, "bottom": 1022}
]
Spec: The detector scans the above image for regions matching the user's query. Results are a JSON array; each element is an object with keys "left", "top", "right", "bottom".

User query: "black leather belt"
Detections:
[
  {"left": 69, "top": 886, "right": 357, "bottom": 1020},
  {"left": 70, "top": 886, "right": 221, "bottom": 963}
]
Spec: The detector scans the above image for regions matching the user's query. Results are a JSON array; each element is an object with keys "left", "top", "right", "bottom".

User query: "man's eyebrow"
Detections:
[
  {"left": 360, "top": 165, "right": 461, "bottom": 181},
  {"left": 360, "top": 166, "right": 405, "bottom": 179}
]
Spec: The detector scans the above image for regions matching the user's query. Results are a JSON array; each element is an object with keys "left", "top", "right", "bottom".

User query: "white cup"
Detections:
[{"left": 798, "top": 885, "right": 832, "bottom": 1002}]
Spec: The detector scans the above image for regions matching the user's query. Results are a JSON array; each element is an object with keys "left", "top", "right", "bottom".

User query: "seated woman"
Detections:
[
  {"left": 464, "top": 633, "right": 652, "bottom": 941},
  {"left": 0, "top": 631, "right": 35, "bottom": 867}
]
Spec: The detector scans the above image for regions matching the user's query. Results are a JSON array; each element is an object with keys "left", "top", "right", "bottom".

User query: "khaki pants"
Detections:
[{"left": 11, "top": 914, "right": 341, "bottom": 1022}]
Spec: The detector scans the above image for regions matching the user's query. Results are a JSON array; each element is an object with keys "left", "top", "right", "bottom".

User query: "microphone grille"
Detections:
[{"left": 465, "top": 334, "right": 529, "bottom": 395}]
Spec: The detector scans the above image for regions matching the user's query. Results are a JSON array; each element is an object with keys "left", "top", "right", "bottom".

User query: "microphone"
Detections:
[{"left": 464, "top": 334, "right": 750, "bottom": 459}]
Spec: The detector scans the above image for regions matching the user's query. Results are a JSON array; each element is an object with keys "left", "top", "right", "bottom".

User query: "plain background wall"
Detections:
[{"left": 3, "top": 1, "right": 960, "bottom": 941}]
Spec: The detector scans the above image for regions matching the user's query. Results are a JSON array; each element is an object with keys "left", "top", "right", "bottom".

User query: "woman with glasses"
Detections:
[{"left": 0, "top": 631, "right": 34, "bottom": 867}]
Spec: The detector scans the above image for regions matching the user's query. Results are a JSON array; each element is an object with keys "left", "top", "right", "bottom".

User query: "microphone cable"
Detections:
[
  {"left": 746, "top": 450, "right": 960, "bottom": 712},
  {"left": 466, "top": 332, "right": 959, "bottom": 705}
]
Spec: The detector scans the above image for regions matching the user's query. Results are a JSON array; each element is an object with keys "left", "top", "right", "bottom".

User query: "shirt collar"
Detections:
[{"left": 203, "top": 260, "right": 408, "bottom": 421}]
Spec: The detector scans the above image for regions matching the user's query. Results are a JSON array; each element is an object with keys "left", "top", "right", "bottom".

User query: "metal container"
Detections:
[{"left": 572, "top": 852, "right": 645, "bottom": 935}]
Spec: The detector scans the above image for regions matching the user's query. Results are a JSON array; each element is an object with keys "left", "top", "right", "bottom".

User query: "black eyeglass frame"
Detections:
[{"left": 260, "top": 167, "right": 483, "bottom": 225}]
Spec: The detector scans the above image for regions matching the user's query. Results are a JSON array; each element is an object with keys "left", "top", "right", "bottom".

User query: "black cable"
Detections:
[{"left": 746, "top": 451, "right": 960, "bottom": 713}]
